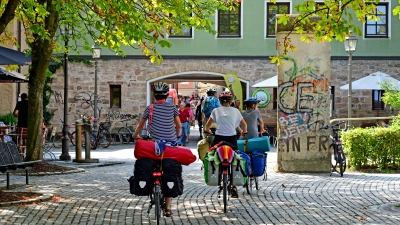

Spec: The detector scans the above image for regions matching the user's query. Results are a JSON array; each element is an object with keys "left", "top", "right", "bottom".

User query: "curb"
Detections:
[{"left": 0, "top": 192, "right": 53, "bottom": 207}]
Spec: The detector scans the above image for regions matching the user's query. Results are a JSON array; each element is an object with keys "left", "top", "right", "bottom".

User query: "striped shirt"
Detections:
[{"left": 142, "top": 103, "right": 179, "bottom": 141}]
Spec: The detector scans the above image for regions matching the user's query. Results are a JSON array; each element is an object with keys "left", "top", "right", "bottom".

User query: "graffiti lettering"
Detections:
[
  {"left": 297, "top": 82, "right": 313, "bottom": 113},
  {"left": 282, "top": 136, "right": 329, "bottom": 152},
  {"left": 106, "top": 109, "right": 141, "bottom": 121}
]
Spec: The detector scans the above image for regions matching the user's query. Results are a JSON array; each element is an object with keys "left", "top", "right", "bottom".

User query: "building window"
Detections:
[
  {"left": 372, "top": 90, "right": 384, "bottom": 110},
  {"left": 169, "top": 26, "right": 192, "bottom": 38},
  {"left": 110, "top": 85, "right": 121, "bottom": 108},
  {"left": 365, "top": 3, "right": 388, "bottom": 38},
  {"left": 266, "top": 2, "right": 290, "bottom": 38},
  {"left": 273, "top": 88, "right": 277, "bottom": 109},
  {"left": 218, "top": 3, "right": 241, "bottom": 37}
]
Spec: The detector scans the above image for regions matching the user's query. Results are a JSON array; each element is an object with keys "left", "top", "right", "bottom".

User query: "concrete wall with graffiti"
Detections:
[{"left": 276, "top": 32, "right": 331, "bottom": 172}]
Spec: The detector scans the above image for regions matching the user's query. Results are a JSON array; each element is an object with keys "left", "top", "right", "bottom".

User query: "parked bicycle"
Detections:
[
  {"left": 320, "top": 121, "right": 347, "bottom": 177},
  {"left": 52, "top": 118, "right": 76, "bottom": 148},
  {"left": 118, "top": 119, "right": 134, "bottom": 144},
  {"left": 71, "top": 119, "right": 112, "bottom": 150}
]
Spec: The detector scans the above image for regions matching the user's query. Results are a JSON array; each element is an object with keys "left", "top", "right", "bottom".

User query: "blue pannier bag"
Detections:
[
  {"left": 251, "top": 150, "right": 267, "bottom": 177},
  {"left": 238, "top": 151, "right": 251, "bottom": 176}
]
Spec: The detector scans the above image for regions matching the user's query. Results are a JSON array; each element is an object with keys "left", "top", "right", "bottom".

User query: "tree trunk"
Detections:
[{"left": 24, "top": 0, "right": 59, "bottom": 161}]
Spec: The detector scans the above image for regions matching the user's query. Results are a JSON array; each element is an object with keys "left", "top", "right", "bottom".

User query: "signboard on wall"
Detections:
[
  {"left": 223, "top": 73, "right": 243, "bottom": 109},
  {"left": 252, "top": 89, "right": 270, "bottom": 107}
]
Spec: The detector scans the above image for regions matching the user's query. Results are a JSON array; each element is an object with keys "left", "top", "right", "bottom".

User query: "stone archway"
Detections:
[{"left": 146, "top": 71, "right": 250, "bottom": 105}]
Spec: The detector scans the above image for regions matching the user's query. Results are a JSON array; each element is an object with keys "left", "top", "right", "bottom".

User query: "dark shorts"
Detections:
[{"left": 211, "top": 134, "right": 238, "bottom": 150}]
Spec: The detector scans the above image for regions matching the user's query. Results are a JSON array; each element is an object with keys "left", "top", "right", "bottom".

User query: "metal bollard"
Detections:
[
  {"left": 73, "top": 121, "right": 99, "bottom": 163},
  {"left": 73, "top": 120, "right": 83, "bottom": 162}
]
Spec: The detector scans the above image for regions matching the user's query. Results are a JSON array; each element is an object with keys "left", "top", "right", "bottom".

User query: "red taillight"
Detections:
[
  {"left": 155, "top": 180, "right": 160, "bottom": 185},
  {"left": 221, "top": 162, "right": 230, "bottom": 167},
  {"left": 152, "top": 171, "right": 162, "bottom": 177}
]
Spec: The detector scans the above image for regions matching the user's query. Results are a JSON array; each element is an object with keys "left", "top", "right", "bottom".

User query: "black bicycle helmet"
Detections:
[
  {"left": 153, "top": 82, "right": 169, "bottom": 96},
  {"left": 206, "top": 87, "right": 217, "bottom": 96},
  {"left": 243, "top": 97, "right": 260, "bottom": 106}
]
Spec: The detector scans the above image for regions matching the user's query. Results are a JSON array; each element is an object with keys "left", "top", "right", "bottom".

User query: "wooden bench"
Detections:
[{"left": 0, "top": 142, "right": 40, "bottom": 189}]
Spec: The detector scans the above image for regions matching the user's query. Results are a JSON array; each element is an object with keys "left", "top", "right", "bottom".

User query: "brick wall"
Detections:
[{"left": 48, "top": 58, "right": 400, "bottom": 129}]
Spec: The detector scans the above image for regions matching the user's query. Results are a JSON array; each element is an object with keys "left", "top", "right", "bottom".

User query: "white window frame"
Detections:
[
  {"left": 215, "top": 1, "right": 244, "bottom": 39},
  {"left": 363, "top": 1, "right": 391, "bottom": 39}
]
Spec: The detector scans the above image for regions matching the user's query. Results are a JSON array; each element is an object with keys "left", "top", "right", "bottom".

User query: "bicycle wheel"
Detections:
[
  {"left": 223, "top": 171, "right": 227, "bottom": 213},
  {"left": 118, "top": 127, "right": 132, "bottom": 144},
  {"left": 71, "top": 131, "right": 85, "bottom": 147},
  {"left": 52, "top": 132, "right": 63, "bottom": 148},
  {"left": 98, "top": 129, "right": 112, "bottom": 148},
  {"left": 154, "top": 185, "right": 161, "bottom": 225},
  {"left": 255, "top": 176, "right": 259, "bottom": 190},
  {"left": 89, "top": 133, "right": 97, "bottom": 150},
  {"left": 245, "top": 177, "right": 250, "bottom": 194},
  {"left": 338, "top": 151, "right": 347, "bottom": 177},
  {"left": 69, "top": 132, "right": 76, "bottom": 146},
  {"left": 330, "top": 144, "right": 339, "bottom": 172}
]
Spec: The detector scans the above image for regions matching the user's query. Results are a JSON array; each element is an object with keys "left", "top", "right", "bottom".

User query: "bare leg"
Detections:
[{"left": 165, "top": 197, "right": 172, "bottom": 216}]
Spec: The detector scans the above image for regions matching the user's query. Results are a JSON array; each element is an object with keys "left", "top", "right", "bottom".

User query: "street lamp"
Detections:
[
  {"left": 92, "top": 42, "right": 101, "bottom": 137},
  {"left": 60, "top": 26, "right": 71, "bottom": 160},
  {"left": 344, "top": 31, "right": 358, "bottom": 128}
]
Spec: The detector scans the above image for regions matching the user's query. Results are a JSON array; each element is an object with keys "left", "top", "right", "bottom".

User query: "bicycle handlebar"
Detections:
[{"left": 320, "top": 121, "right": 345, "bottom": 130}]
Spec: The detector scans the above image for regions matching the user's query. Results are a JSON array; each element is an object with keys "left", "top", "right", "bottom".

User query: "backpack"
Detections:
[
  {"left": 162, "top": 159, "right": 184, "bottom": 198},
  {"left": 128, "top": 158, "right": 155, "bottom": 196},
  {"left": 251, "top": 150, "right": 267, "bottom": 177},
  {"left": 202, "top": 96, "right": 218, "bottom": 118}
]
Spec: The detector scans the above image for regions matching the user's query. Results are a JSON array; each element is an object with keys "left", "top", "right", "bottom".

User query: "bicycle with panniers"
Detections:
[
  {"left": 236, "top": 135, "right": 270, "bottom": 194},
  {"left": 320, "top": 121, "right": 347, "bottom": 177},
  {"left": 204, "top": 141, "right": 247, "bottom": 213}
]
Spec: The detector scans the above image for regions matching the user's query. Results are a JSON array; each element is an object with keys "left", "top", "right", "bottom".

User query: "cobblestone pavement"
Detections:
[{"left": 1, "top": 127, "right": 400, "bottom": 224}]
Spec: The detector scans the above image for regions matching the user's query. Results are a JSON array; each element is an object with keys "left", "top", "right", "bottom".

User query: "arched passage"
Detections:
[{"left": 146, "top": 71, "right": 250, "bottom": 105}]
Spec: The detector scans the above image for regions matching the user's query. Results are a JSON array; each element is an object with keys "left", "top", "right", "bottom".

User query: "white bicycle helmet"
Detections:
[{"left": 153, "top": 82, "right": 169, "bottom": 95}]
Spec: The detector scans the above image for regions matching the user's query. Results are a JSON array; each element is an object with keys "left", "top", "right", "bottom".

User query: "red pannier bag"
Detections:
[{"left": 134, "top": 139, "right": 196, "bottom": 166}]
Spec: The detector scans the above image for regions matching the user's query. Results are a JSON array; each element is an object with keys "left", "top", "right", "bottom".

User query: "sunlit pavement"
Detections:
[{"left": 1, "top": 126, "right": 400, "bottom": 224}]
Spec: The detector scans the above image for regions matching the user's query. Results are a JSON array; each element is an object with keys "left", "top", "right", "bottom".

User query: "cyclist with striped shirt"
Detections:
[{"left": 132, "top": 82, "right": 182, "bottom": 217}]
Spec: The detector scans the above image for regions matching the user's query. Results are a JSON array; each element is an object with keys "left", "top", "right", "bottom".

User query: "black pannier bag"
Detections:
[
  {"left": 128, "top": 158, "right": 155, "bottom": 196},
  {"left": 162, "top": 159, "right": 184, "bottom": 198}
]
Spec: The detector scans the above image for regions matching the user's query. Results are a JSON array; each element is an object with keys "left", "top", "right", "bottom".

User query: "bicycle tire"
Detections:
[
  {"left": 330, "top": 144, "right": 338, "bottom": 172},
  {"left": 118, "top": 127, "right": 132, "bottom": 144},
  {"left": 71, "top": 131, "right": 85, "bottom": 147},
  {"left": 255, "top": 176, "right": 259, "bottom": 190},
  {"left": 98, "top": 129, "right": 112, "bottom": 148},
  {"left": 245, "top": 178, "right": 250, "bottom": 194},
  {"left": 69, "top": 132, "right": 76, "bottom": 146},
  {"left": 338, "top": 151, "right": 347, "bottom": 177},
  {"left": 52, "top": 132, "right": 63, "bottom": 148},
  {"left": 88, "top": 133, "right": 97, "bottom": 150},
  {"left": 155, "top": 185, "right": 161, "bottom": 225},
  {"left": 223, "top": 172, "right": 227, "bottom": 213}
]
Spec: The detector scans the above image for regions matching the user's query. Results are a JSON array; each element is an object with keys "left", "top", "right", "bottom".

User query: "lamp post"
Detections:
[
  {"left": 92, "top": 43, "right": 102, "bottom": 137},
  {"left": 60, "top": 27, "right": 71, "bottom": 160},
  {"left": 344, "top": 31, "right": 358, "bottom": 129}
]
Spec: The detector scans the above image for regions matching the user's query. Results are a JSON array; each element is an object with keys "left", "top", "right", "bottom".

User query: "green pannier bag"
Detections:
[
  {"left": 203, "top": 151, "right": 219, "bottom": 186},
  {"left": 231, "top": 153, "right": 247, "bottom": 186}
]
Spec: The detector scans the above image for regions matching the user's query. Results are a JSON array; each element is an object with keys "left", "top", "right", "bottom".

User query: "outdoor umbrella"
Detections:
[
  {"left": 0, "top": 66, "right": 27, "bottom": 83},
  {"left": 340, "top": 71, "right": 400, "bottom": 117},
  {"left": 339, "top": 71, "right": 400, "bottom": 90},
  {"left": 0, "top": 46, "right": 31, "bottom": 65},
  {"left": 252, "top": 75, "right": 278, "bottom": 88}
]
